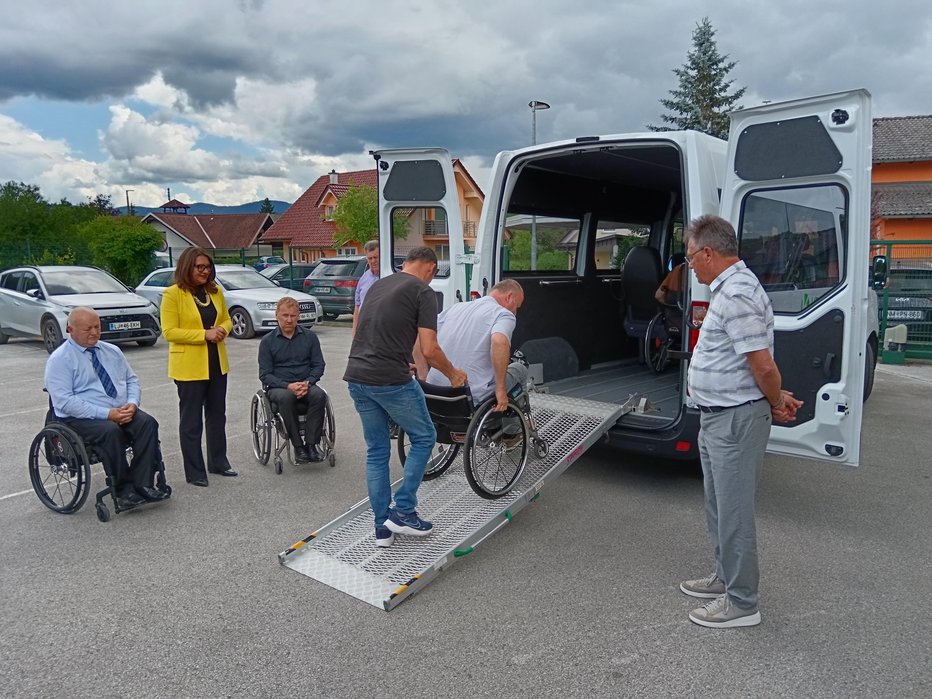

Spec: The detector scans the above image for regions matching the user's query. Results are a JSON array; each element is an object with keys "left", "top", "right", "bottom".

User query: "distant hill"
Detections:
[{"left": 116, "top": 199, "right": 292, "bottom": 216}]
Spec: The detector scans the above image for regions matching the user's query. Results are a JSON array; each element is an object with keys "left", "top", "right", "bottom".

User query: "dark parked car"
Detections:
[
  {"left": 303, "top": 256, "right": 369, "bottom": 320},
  {"left": 881, "top": 265, "right": 932, "bottom": 344},
  {"left": 259, "top": 262, "right": 320, "bottom": 291}
]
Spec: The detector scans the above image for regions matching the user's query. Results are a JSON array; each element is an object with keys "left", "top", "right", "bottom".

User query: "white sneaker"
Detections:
[{"left": 689, "top": 595, "right": 761, "bottom": 628}]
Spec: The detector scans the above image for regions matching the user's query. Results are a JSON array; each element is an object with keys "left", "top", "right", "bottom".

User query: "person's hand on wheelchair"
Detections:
[
  {"left": 493, "top": 386, "right": 509, "bottom": 413},
  {"left": 449, "top": 367, "right": 468, "bottom": 389}
]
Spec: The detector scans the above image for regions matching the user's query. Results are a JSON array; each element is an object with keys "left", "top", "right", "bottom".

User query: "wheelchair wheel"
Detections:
[
  {"left": 463, "top": 398, "right": 529, "bottom": 499},
  {"left": 396, "top": 428, "right": 459, "bottom": 480},
  {"left": 644, "top": 312, "right": 670, "bottom": 374},
  {"left": 29, "top": 424, "right": 92, "bottom": 514},
  {"left": 321, "top": 393, "right": 337, "bottom": 466},
  {"left": 250, "top": 391, "right": 273, "bottom": 465},
  {"left": 96, "top": 502, "right": 111, "bottom": 522}
]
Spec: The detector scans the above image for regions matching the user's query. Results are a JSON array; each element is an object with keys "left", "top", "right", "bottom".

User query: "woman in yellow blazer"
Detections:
[{"left": 161, "top": 247, "right": 238, "bottom": 486}]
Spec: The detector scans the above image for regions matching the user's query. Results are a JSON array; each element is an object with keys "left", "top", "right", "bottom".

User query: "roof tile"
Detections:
[{"left": 873, "top": 116, "right": 932, "bottom": 162}]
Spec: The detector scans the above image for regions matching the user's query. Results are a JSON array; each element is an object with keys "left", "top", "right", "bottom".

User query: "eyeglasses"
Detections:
[
  {"left": 194, "top": 264, "right": 212, "bottom": 272},
  {"left": 685, "top": 247, "right": 708, "bottom": 266}
]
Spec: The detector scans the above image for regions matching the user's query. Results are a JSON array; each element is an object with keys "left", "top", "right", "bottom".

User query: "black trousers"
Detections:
[
  {"left": 176, "top": 373, "right": 231, "bottom": 482},
  {"left": 63, "top": 411, "right": 159, "bottom": 495},
  {"left": 268, "top": 385, "right": 327, "bottom": 449}
]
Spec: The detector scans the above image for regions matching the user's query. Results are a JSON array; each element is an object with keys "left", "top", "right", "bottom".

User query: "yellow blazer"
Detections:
[{"left": 161, "top": 284, "right": 233, "bottom": 381}]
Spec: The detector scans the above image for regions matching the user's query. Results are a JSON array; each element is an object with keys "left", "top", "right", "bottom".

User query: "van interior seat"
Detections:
[{"left": 621, "top": 246, "right": 663, "bottom": 352}]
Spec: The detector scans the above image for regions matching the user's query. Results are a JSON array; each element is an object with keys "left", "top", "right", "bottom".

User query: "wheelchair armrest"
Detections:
[{"left": 417, "top": 379, "right": 472, "bottom": 401}]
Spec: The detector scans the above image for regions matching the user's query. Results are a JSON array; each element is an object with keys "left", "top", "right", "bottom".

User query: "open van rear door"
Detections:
[
  {"left": 719, "top": 89, "right": 872, "bottom": 466},
  {"left": 372, "top": 148, "right": 464, "bottom": 311}
]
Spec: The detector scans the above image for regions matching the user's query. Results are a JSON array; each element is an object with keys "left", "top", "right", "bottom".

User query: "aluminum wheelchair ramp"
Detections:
[{"left": 278, "top": 393, "right": 635, "bottom": 611}]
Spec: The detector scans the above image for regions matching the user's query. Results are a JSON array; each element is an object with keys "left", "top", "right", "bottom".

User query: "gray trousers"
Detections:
[{"left": 697, "top": 399, "right": 771, "bottom": 609}]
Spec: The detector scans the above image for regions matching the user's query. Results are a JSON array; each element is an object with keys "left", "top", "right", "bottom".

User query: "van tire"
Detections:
[
  {"left": 863, "top": 341, "right": 876, "bottom": 402},
  {"left": 0, "top": 327, "right": 8, "bottom": 344}
]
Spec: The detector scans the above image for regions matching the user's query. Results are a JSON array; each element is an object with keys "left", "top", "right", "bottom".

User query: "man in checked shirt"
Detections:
[{"left": 679, "top": 215, "right": 802, "bottom": 629}]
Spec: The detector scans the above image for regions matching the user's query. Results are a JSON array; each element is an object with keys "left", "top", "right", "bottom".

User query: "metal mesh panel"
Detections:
[{"left": 280, "top": 393, "right": 624, "bottom": 609}]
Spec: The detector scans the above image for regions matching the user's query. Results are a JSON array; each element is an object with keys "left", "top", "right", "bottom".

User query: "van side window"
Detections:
[
  {"left": 739, "top": 184, "right": 846, "bottom": 313},
  {"left": 392, "top": 206, "right": 452, "bottom": 278},
  {"left": 501, "top": 213, "right": 578, "bottom": 273},
  {"left": 594, "top": 220, "right": 648, "bottom": 271}
]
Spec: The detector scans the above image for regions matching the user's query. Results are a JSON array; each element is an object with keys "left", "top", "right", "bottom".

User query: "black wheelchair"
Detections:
[
  {"left": 250, "top": 386, "right": 336, "bottom": 473},
  {"left": 28, "top": 402, "right": 171, "bottom": 523},
  {"left": 395, "top": 380, "right": 548, "bottom": 499},
  {"left": 643, "top": 299, "right": 684, "bottom": 374}
]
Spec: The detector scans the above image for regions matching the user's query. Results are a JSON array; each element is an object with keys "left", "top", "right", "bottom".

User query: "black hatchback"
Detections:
[{"left": 303, "top": 257, "right": 369, "bottom": 320}]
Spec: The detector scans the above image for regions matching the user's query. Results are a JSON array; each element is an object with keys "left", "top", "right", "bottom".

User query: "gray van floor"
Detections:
[{"left": 543, "top": 360, "right": 682, "bottom": 424}]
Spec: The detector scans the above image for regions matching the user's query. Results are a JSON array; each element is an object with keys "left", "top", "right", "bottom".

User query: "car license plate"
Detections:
[
  {"left": 316, "top": 287, "right": 330, "bottom": 294},
  {"left": 299, "top": 312, "right": 314, "bottom": 321},
  {"left": 888, "top": 310, "right": 923, "bottom": 320},
  {"left": 109, "top": 321, "right": 141, "bottom": 331}
]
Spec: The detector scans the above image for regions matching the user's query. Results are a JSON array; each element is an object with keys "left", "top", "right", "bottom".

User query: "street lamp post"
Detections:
[
  {"left": 528, "top": 100, "right": 550, "bottom": 270},
  {"left": 125, "top": 189, "right": 134, "bottom": 216}
]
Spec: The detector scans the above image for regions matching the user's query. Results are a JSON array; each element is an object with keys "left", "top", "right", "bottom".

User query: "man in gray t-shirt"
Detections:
[
  {"left": 424, "top": 279, "right": 526, "bottom": 412},
  {"left": 344, "top": 247, "right": 466, "bottom": 548}
]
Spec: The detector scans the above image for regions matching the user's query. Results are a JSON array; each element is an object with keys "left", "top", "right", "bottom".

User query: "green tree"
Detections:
[
  {"left": 331, "top": 184, "right": 408, "bottom": 248},
  {"left": 259, "top": 197, "right": 275, "bottom": 214},
  {"left": 80, "top": 217, "right": 164, "bottom": 285},
  {"left": 648, "top": 17, "right": 746, "bottom": 139},
  {"left": 88, "top": 193, "right": 118, "bottom": 216}
]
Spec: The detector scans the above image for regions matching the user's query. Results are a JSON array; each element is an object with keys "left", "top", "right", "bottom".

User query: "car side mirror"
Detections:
[
  {"left": 871, "top": 254, "right": 888, "bottom": 291},
  {"left": 26, "top": 288, "right": 44, "bottom": 300}
]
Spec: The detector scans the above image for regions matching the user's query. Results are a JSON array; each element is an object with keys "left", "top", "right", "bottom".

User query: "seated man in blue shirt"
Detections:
[
  {"left": 258, "top": 297, "right": 327, "bottom": 463},
  {"left": 44, "top": 306, "right": 167, "bottom": 510}
]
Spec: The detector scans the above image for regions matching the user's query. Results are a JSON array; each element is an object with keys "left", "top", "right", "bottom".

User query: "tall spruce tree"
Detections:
[{"left": 648, "top": 18, "right": 746, "bottom": 139}]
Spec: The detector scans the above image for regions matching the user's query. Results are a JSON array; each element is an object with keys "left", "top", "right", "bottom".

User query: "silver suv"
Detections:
[{"left": 0, "top": 266, "right": 161, "bottom": 353}]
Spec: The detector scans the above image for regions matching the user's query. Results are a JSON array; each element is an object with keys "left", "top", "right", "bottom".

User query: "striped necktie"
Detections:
[{"left": 86, "top": 347, "right": 118, "bottom": 398}]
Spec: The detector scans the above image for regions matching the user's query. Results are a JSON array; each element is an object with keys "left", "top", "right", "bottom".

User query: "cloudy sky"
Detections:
[{"left": 1, "top": 0, "right": 929, "bottom": 207}]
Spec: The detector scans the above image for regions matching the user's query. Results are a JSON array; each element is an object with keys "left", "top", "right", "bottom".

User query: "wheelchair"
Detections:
[
  {"left": 250, "top": 386, "right": 336, "bottom": 473},
  {"left": 28, "top": 402, "right": 171, "bottom": 523},
  {"left": 395, "top": 379, "right": 548, "bottom": 499}
]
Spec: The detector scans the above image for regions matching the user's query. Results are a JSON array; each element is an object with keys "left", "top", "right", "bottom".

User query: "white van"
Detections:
[{"left": 375, "top": 89, "right": 876, "bottom": 467}]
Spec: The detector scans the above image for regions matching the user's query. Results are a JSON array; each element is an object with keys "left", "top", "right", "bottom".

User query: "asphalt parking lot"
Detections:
[{"left": 0, "top": 325, "right": 930, "bottom": 698}]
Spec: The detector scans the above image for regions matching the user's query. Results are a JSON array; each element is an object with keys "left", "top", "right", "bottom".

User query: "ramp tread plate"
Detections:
[{"left": 280, "top": 394, "right": 623, "bottom": 609}]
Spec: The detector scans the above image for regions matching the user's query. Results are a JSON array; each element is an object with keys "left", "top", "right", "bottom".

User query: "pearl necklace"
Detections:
[{"left": 193, "top": 290, "right": 212, "bottom": 308}]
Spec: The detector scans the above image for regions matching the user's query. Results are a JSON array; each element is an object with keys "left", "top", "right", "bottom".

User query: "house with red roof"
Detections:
[
  {"left": 260, "top": 160, "right": 484, "bottom": 262},
  {"left": 141, "top": 202, "right": 276, "bottom": 261},
  {"left": 872, "top": 116, "right": 932, "bottom": 248}
]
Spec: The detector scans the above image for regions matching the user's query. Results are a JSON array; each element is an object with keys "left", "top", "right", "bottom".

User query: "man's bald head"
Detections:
[{"left": 67, "top": 306, "right": 102, "bottom": 349}]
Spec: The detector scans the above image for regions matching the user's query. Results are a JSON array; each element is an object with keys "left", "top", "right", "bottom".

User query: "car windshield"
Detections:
[
  {"left": 42, "top": 269, "right": 128, "bottom": 295},
  {"left": 216, "top": 269, "right": 280, "bottom": 291},
  {"left": 888, "top": 269, "right": 932, "bottom": 294},
  {"left": 311, "top": 261, "right": 360, "bottom": 277}
]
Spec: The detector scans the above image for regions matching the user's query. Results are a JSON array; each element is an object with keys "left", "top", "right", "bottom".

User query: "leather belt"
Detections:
[{"left": 698, "top": 398, "right": 766, "bottom": 414}]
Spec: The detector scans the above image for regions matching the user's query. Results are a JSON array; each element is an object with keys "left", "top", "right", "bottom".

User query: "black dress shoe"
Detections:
[
  {"left": 189, "top": 478, "right": 209, "bottom": 487},
  {"left": 309, "top": 445, "right": 326, "bottom": 462},
  {"left": 115, "top": 491, "right": 145, "bottom": 509},
  {"left": 294, "top": 446, "right": 311, "bottom": 463},
  {"left": 137, "top": 486, "right": 169, "bottom": 502},
  {"left": 209, "top": 468, "right": 238, "bottom": 477}
]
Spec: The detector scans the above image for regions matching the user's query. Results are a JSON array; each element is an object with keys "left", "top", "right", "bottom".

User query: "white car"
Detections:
[
  {"left": 136, "top": 265, "right": 323, "bottom": 339},
  {"left": 0, "top": 265, "right": 161, "bottom": 352}
]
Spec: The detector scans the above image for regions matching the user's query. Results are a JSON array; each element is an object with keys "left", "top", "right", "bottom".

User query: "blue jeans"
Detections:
[{"left": 347, "top": 380, "right": 437, "bottom": 527}]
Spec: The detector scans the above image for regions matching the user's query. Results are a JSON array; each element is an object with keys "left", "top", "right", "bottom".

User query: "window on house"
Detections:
[
  {"left": 326, "top": 206, "right": 335, "bottom": 220},
  {"left": 338, "top": 247, "right": 357, "bottom": 256}
]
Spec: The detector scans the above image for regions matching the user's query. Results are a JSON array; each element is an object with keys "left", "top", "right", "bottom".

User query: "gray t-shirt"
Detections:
[
  {"left": 343, "top": 272, "right": 437, "bottom": 386},
  {"left": 427, "top": 295, "right": 516, "bottom": 402}
]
